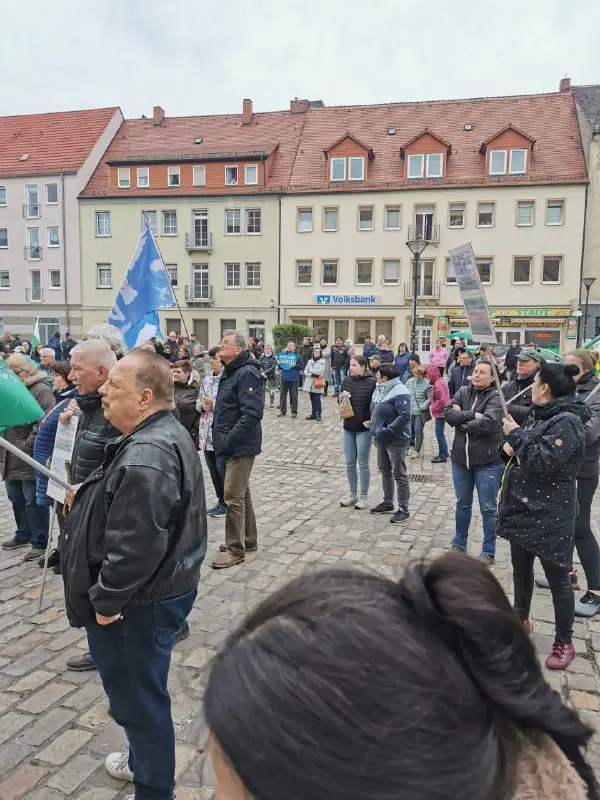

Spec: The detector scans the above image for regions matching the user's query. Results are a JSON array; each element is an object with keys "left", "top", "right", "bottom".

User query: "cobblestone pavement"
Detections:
[{"left": 2, "top": 391, "right": 600, "bottom": 797}]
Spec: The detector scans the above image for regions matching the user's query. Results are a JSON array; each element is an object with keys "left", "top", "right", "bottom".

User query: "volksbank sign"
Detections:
[{"left": 314, "top": 294, "right": 381, "bottom": 305}]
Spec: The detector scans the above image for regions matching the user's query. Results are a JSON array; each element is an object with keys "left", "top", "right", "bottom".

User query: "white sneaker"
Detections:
[
  {"left": 410, "top": 450, "right": 420, "bottom": 459},
  {"left": 354, "top": 496, "right": 369, "bottom": 510},
  {"left": 340, "top": 495, "right": 358, "bottom": 507},
  {"left": 105, "top": 751, "right": 134, "bottom": 782}
]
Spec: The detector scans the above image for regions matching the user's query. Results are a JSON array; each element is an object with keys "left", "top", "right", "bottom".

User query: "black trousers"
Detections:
[
  {"left": 511, "top": 542, "right": 573, "bottom": 644},
  {"left": 204, "top": 449, "right": 225, "bottom": 505},
  {"left": 574, "top": 476, "right": 600, "bottom": 591},
  {"left": 279, "top": 382, "right": 298, "bottom": 414}
]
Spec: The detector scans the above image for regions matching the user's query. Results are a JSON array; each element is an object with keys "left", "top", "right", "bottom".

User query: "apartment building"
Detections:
[
  {"left": 0, "top": 107, "right": 123, "bottom": 341},
  {"left": 280, "top": 86, "right": 587, "bottom": 357},
  {"left": 79, "top": 102, "right": 307, "bottom": 345}
]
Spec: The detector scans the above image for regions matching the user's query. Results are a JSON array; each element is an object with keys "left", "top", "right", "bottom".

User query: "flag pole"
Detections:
[
  {"left": 0, "top": 435, "right": 73, "bottom": 493},
  {"left": 144, "top": 214, "right": 190, "bottom": 340},
  {"left": 38, "top": 501, "right": 58, "bottom": 612}
]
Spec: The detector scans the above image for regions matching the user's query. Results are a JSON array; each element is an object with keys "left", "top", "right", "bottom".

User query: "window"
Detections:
[
  {"left": 448, "top": 202, "right": 465, "bottom": 228},
  {"left": 0, "top": 270, "right": 9, "bottom": 288},
  {"left": 356, "top": 260, "right": 373, "bottom": 285},
  {"left": 375, "top": 319, "right": 393, "bottom": 342},
  {"left": 0, "top": 186, "right": 5, "bottom": 206},
  {"left": 445, "top": 257, "right": 456, "bottom": 284},
  {"left": 245, "top": 208, "right": 262, "bottom": 234},
  {"left": 245, "top": 165, "right": 258, "bottom": 185},
  {"left": 137, "top": 168, "right": 149, "bottom": 188},
  {"left": 49, "top": 270, "right": 61, "bottom": 288},
  {"left": 322, "top": 260, "right": 338, "bottom": 286},
  {"left": 509, "top": 149, "right": 527, "bottom": 175},
  {"left": 246, "top": 262, "right": 261, "bottom": 288},
  {"left": 225, "top": 262, "right": 241, "bottom": 288},
  {"left": 193, "top": 165, "right": 206, "bottom": 187},
  {"left": 47, "top": 226, "right": 60, "bottom": 247},
  {"left": 477, "top": 202, "right": 495, "bottom": 227},
  {"left": 476, "top": 258, "right": 492, "bottom": 285},
  {"left": 297, "top": 208, "right": 313, "bottom": 232},
  {"left": 415, "top": 205, "right": 435, "bottom": 239},
  {"left": 96, "top": 264, "right": 112, "bottom": 288},
  {"left": 117, "top": 168, "right": 130, "bottom": 189},
  {"left": 384, "top": 207, "right": 401, "bottom": 230},
  {"left": 542, "top": 256, "right": 562, "bottom": 284},
  {"left": 0, "top": 228, "right": 7, "bottom": 248},
  {"left": 45, "top": 183, "right": 58, "bottom": 204},
  {"left": 516, "top": 201, "right": 534, "bottom": 226},
  {"left": 426, "top": 153, "right": 443, "bottom": 178},
  {"left": 26, "top": 227, "right": 40, "bottom": 259},
  {"left": 358, "top": 206, "right": 374, "bottom": 230},
  {"left": 334, "top": 319, "right": 350, "bottom": 341},
  {"left": 330, "top": 157, "right": 346, "bottom": 182},
  {"left": 247, "top": 320, "right": 265, "bottom": 342},
  {"left": 407, "top": 153, "right": 443, "bottom": 179},
  {"left": 28, "top": 270, "right": 42, "bottom": 301},
  {"left": 513, "top": 257, "right": 532, "bottom": 284},
  {"left": 165, "top": 264, "right": 178, "bottom": 288},
  {"left": 162, "top": 210, "right": 178, "bottom": 236},
  {"left": 95, "top": 211, "right": 111, "bottom": 237},
  {"left": 225, "top": 166, "right": 238, "bottom": 186},
  {"left": 323, "top": 207, "right": 339, "bottom": 232},
  {"left": 355, "top": 319, "right": 371, "bottom": 344},
  {"left": 220, "top": 318, "right": 237, "bottom": 336},
  {"left": 407, "top": 154, "right": 424, "bottom": 179},
  {"left": 382, "top": 259, "right": 400, "bottom": 285},
  {"left": 167, "top": 166, "right": 180, "bottom": 187},
  {"left": 348, "top": 157, "right": 365, "bottom": 181},
  {"left": 490, "top": 148, "right": 528, "bottom": 176},
  {"left": 296, "top": 260, "right": 312, "bottom": 285},
  {"left": 141, "top": 210, "right": 157, "bottom": 233},
  {"left": 546, "top": 199, "right": 565, "bottom": 226},
  {"left": 192, "top": 264, "right": 209, "bottom": 300},
  {"left": 25, "top": 185, "right": 39, "bottom": 217},
  {"left": 225, "top": 209, "right": 241, "bottom": 235},
  {"left": 489, "top": 150, "right": 507, "bottom": 175}
]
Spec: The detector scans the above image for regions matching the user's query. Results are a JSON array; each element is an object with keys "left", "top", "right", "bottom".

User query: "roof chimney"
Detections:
[
  {"left": 153, "top": 106, "right": 165, "bottom": 126},
  {"left": 290, "top": 98, "right": 309, "bottom": 114},
  {"left": 242, "top": 98, "right": 253, "bottom": 126},
  {"left": 559, "top": 77, "right": 571, "bottom": 93}
]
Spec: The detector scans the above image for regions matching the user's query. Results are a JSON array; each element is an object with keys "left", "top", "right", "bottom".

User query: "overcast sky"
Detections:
[{"left": 1, "top": 0, "right": 599, "bottom": 119}]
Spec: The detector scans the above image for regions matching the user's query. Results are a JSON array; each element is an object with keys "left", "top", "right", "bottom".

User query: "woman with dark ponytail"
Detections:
[
  {"left": 499, "top": 361, "right": 588, "bottom": 670},
  {"left": 204, "top": 553, "right": 598, "bottom": 800}
]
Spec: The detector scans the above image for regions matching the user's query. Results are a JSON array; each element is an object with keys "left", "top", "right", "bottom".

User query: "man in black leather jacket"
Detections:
[{"left": 61, "top": 348, "right": 207, "bottom": 798}]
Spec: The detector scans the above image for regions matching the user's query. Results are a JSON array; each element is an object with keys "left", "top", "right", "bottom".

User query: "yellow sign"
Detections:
[{"left": 442, "top": 307, "right": 571, "bottom": 319}]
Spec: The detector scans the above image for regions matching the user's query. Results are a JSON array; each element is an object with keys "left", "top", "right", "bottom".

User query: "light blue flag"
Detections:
[{"left": 108, "top": 223, "right": 176, "bottom": 350}]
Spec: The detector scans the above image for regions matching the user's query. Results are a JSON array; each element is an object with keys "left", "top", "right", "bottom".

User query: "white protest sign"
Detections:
[
  {"left": 47, "top": 415, "right": 79, "bottom": 503},
  {"left": 448, "top": 243, "right": 496, "bottom": 343}
]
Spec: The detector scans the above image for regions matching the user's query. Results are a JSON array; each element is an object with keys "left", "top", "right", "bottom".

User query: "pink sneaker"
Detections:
[{"left": 545, "top": 642, "right": 575, "bottom": 670}]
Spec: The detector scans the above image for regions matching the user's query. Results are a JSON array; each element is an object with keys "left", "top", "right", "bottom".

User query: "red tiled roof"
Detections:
[
  {"left": 0, "top": 108, "right": 120, "bottom": 177},
  {"left": 481, "top": 123, "right": 536, "bottom": 149},
  {"left": 323, "top": 132, "right": 373, "bottom": 154},
  {"left": 399, "top": 127, "right": 453, "bottom": 151}
]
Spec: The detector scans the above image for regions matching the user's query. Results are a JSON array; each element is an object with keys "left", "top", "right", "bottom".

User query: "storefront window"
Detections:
[
  {"left": 524, "top": 329, "right": 561, "bottom": 352},
  {"left": 375, "top": 319, "right": 393, "bottom": 344},
  {"left": 334, "top": 320, "right": 349, "bottom": 342},
  {"left": 314, "top": 320, "right": 330, "bottom": 341},
  {"left": 355, "top": 320, "right": 371, "bottom": 344}
]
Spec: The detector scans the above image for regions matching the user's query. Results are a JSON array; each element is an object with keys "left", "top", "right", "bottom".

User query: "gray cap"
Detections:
[{"left": 516, "top": 347, "right": 542, "bottom": 363}]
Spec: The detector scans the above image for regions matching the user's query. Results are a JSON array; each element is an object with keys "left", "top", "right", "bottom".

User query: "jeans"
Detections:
[
  {"left": 434, "top": 418, "right": 449, "bottom": 460},
  {"left": 279, "top": 381, "right": 298, "bottom": 414},
  {"left": 309, "top": 392, "right": 322, "bottom": 418},
  {"left": 223, "top": 456, "right": 257, "bottom": 555},
  {"left": 511, "top": 542, "right": 573, "bottom": 643},
  {"left": 86, "top": 589, "right": 197, "bottom": 799},
  {"left": 4, "top": 479, "right": 49, "bottom": 549},
  {"left": 574, "top": 475, "right": 600, "bottom": 590},
  {"left": 409, "top": 415, "right": 424, "bottom": 452},
  {"left": 375, "top": 440, "right": 409, "bottom": 509},
  {"left": 343, "top": 430, "right": 372, "bottom": 497},
  {"left": 203, "top": 449, "right": 225, "bottom": 505},
  {"left": 333, "top": 367, "right": 346, "bottom": 395},
  {"left": 451, "top": 461, "right": 503, "bottom": 557}
]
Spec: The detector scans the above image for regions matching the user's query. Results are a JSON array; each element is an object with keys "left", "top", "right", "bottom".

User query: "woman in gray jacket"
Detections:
[{"left": 406, "top": 365, "right": 432, "bottom": 458}]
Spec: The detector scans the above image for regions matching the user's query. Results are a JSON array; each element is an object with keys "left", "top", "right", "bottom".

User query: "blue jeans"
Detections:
[
  {"left": 451, "top": 462, "right": 503, "bottom": 557},
  {"left": 343, "top": 430, "right": 372, "bottom": 497},
  {"left": 86, "top": 589, "right": 196, "bottom": 800},
  {"left": 309, "top": 392, "right": 322, "bottom": 418},
  {"left": 333, "top": 367, "right": 346, "bottom": 395},
  {"left": 409, "top": 415, "right": 424, "bottom": 451},
  {"left": 434, "top": 418, "right": 449, "bottom": 460},
  {"left": 4, "top": 479, "right": 49, "bottom": 548}
]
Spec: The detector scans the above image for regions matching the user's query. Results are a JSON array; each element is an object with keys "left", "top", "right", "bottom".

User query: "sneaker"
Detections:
[
  {"left": 354, "top": 496, "right": 369, "bottom": 510},
  {"left": 370, "top": 502, "right": 394, "bottom": 515},
  {"left": 535, "top": 571, "right": 579, "bottom": 591},
  {"left": 105, "top": 752, "right": 134, "bottom": 782},
  {"left": 316, "top": 415, "right": 322, "bottom": 421},
  {"left": 451, "top": 544, "right": 466, "bottom": 553},
  {"left": 174, "top": 622, "right": 190, "bottom": 644},
  {"left": 208, "top": 503, "right": 227, "bottom": 518},
  {"left": 291, "top": 412, "right": 298, "bottom": 419},
  {"left": 390, "top": 508, "right": 410, "bottom": 524},
  {"left": 1, "top": 537, "right": 30, "bottom": 551},
  {"left": 545, "top": 642, "right": 576, "bottom": 670},
  {"left": 24, "top": 547, "right": 46, "bottom": 562},
  {"left": 340, "top": 495, "right": 358, "bottom": 508},
  {"left": 305, "top": 414, "right": 317, "bottom": 420},
  {"left": 479, "top": 554, "right": 495, "bottom": 566},
  {"left": 410, "top": 450, "right": 420, "bottom": 459},
  {"left": 277, "top": 412, "right": 286, "bottom": 417},
  {"left": 66, "top": 652, "right": 97, "bottom": 672},
  {"left": 574, "top": 591, "right": 600, "bottom": 618},
  {"left": 38, "top": 548, "right": 60, "bottom": 569},
  {"left": 431, "top": 456, "right": 448, "bottom": 463}
]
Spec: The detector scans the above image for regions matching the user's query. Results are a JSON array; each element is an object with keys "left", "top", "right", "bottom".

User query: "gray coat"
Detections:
[{"left": 1, "top": 372, "right": 54, "bottom": 481}]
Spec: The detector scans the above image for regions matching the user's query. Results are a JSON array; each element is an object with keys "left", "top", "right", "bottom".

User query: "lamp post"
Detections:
[
  {"left": 582, "top": 277, "right": 597, "bottom": 345},
  {"left": 406, "top": 230, "right": 430, "bottom": 354}
]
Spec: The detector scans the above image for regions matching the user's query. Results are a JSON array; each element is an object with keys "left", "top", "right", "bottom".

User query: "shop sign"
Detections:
[
  {"left": 437, "top": 315, "right": 449, "bottom": 335},
  {"left": 442, "top": 307, "right": 571, "bottom": 318},
  {"left": 314, "top": 294, "right": 380, "bottom": 305},
  {"left": 566, "top": 317, "right": 578, "bottom": 339}
]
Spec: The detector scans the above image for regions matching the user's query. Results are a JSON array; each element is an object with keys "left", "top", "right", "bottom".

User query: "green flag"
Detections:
[
  {"left": 0, "top": 359, "right": 44, "bottom": 429},
  {"left": 31, "top": 317, "right": 40, "bottom": 352}
]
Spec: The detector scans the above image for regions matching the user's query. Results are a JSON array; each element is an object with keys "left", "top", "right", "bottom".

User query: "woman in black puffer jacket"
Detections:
[
  {"left": 171, "top": 360, "right": 200, "bottom": 446},
  {"left": 340, "top": 355, "right": 376, "bottom": 510}
]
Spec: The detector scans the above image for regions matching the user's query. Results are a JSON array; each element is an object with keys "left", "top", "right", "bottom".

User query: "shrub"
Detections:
[{"left": 272, "top": 324, "right": 316, "bottom": 353}]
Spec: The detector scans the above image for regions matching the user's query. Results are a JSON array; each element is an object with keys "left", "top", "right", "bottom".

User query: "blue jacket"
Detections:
[
  {"left": 394, "top": 351, "right": 411, "bottom": 377},
  {"left": 33, "top": 389, "right": 76, "bottom": 506},
  {"left": 363, "top": 342, "right": 377, "bottom": 358},
  {"left": 277, "top": 351, "right": 305, "bottom": 382},
  {"left": 370, "top": 378, "right": 411, "bottom": 445}
]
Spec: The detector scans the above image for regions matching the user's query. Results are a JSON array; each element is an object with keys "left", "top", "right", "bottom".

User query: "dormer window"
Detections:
[
  {"left": 168, "top": 166, "right": 180, "bottom": 187},
  {"left": 489, "top": 150, "right": 507, "bottom": 175},
  {"left": 489, "top": 148, "right": 528, "bottom": 175},
  {"left": 509, "top": 149, "right": 527, "bottom": 175},
  {"left": 482, "top": 126, "right": 534, "bottom": 178},
  {"left": 348, "top": 157, "right": 364, "bottom": 181},
  {"left": 330, "top": 157, "right": 346, "bottom": 181},
  {"left": 225, "top": 165, "right": 238, "bottom": 186},
  {"left": 407, "top": 153, "right": 444, "bottom": 179}
]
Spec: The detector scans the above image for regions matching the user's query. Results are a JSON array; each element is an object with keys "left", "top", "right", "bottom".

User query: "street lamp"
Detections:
[
  {"left": 582, "top": 276, "right": 597, "bottom": 345},
  {"left": 406, "top": 231, "right": 429, "bottom": 354}
]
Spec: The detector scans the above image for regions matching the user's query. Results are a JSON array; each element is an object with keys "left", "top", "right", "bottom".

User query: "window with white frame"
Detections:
[
  {"left": 95, "top": 211, "right": 111, "bottom": 237},
  {"left": 245, "top": 164, "right": 258, "bottom": 185},
  {"left": 245, "top": 208, "right": 262, "bottom": 234},
  {"left": 426, "top": 153, "right": 443, "bottom": 177},
  {"left": 49, "top": 270, "right": 61, "bottom": 288},
  {"left": 193, "top": 165, "right": 206, "bottom": 186},
  {"left": 137, "top": 168, "right": 149, "bottom": 188},
  {"left": 322, "top": 260, "right": 338, "bottom": 285},
  {"left": 323, "top": 207, "right": 339, "bottom": 231},
  {"left": 445, "top": 257, "right": 456, "bottom": 284},
  {"left": 489, "top": 148, "right": 528, "bottom": 176},
  {"left": 348, "top": 157, "right": 365, "bottom": 181},
  {"left": 225, "top": 209, "right": 241, "bottom": 235},
  {"left": 97, "top": 264, "right": 112, "bottom": 288},
  {"left": 448, "top": 202, "right": 465, "bottom": 228},
  {"left": 509, "top": 149, "right": 527, "bottom": 175},
  {"left": 47, "top": 226, "right": 60, "bottom": 247},
  {"left": 542, "top": 256, "right": 562, "bottom": 284},
  {"left": 330, "top": 157, "right": 346, "bottom": 182},
  {"left": 0, "top": 228, "right": 7, "bottom": 248},
  {"left": 385, "top": 206, "right": 401, "bottom": 230},
  {"left": 407, "top": 154, "right": 424, "bottom": 179},
  {"left": 0, "top": 270, "right": 9, "bottom": 288},
  {"left": 513, "top": 257, "right": 532, "bottom": 284},
  {"left": 167, "top": 166, "right": 180, "bottom": 187},
  {"left": 225, "top": 262, "right": 241, "bottom": 288},
  {"left": 382, "top": 259, "right": 400, "bottom": 285},
  {"left": 358, "top": 206, "right": 374, "bottom": 230},
  {"left": 516, "top": 200, "right": 534, "bottom": 226},
  {"left": 0, "top": 186, "right": 6, "bottom": 206},
  {"left": 162, "top": 211, "right": 178, "bottom": 235},
  {"left": 45, "top": 183, "right": 58, "bottom": 204},
  {"left": 225, "top": 166, "right": 238, "bottom": 186},
  {"left": 245, "top": 262, "right": 261, "bottom": 287},
  {"left": 476, "top": 258, "right": 492, "bottom": 285},
  {"left": 489, "top": 150, "right": 507, "bottom": 175},
  {"left": 117, "top": 168, "right": 130, "bottom": 188},
  {"left": 546, "top": 199, "right": 565, "bottom": 225},
  {"left": 141, "top": 210, "right": 157, "bottom": 233},
  {"left": 297, "top": 208, "right": 313, "bottom": 232},
  {"left": 165, "top": 264, "right": 178, "bottom": 288},
  {"left": 356, "top": 260, "right": 373, "bottom": 285},
  {"left": 477, "top": 202, "right": 495, "bottom": 227},
  {"left": 296, "top": 260, "right": 312, "bottom": 285}
]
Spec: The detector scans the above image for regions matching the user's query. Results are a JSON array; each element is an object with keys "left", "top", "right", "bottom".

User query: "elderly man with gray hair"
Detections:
[{"left": 39, "top": 347, "right": 57, "bottom": 370}]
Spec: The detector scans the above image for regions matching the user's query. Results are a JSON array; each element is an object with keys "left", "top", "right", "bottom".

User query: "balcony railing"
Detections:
[
  {"left": 407, "top": 223, "right": 440, "bottom": 244},
  {"left": 22, "top": 204, "right": 40, "bottom": 219},
  {"left": 24, "top": 246, "right": 42, "bottom": 261},
  {"left": 26, "top": 287, "right": 43, "bottom": 302},
  {"left": 185, "top": 232, "right": 213, "bottom": 253},
  {"left": 404, "top": 281, "right": 441, "bottom": 300},
  {"left": 184, "top": 285, "right": 214, "bottom": 305}
]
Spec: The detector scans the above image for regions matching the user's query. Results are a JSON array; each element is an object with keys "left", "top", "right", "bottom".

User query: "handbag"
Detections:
[
  {"left": 312, "top": 375, "right": 326, "bottom": 390},
  {"left": 338, "top": 391, "right": 354, "bottom": 420},
  {"left": 421, "top": 408, "right": 432, "bottom": 424}
]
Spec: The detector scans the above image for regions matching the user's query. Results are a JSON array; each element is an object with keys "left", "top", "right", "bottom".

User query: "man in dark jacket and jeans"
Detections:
[
  {"left": 444, "top": 360, "right": 504, "bottom": 562},
  {"left": 212, "top": 330, "right": 264, "bottom": 569},
  {"left": 501, "top": 347, "right": 540, "bottom": 425},
  {"left": 61, "top": 349, "right": 206, "bottom": 799}
]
